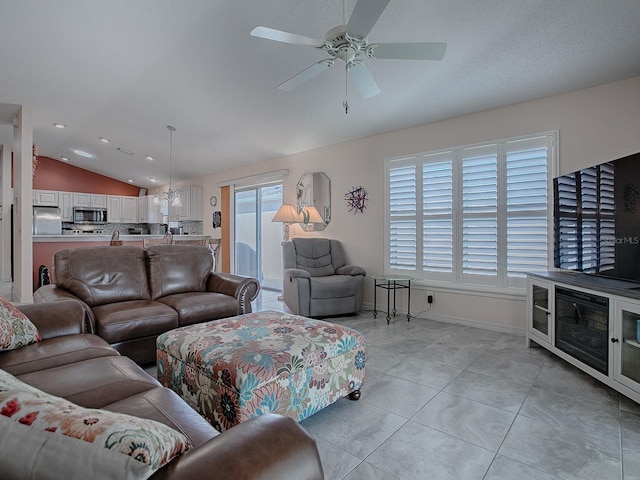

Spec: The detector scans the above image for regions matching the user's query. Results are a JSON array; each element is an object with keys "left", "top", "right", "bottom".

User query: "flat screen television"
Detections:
[{"left": 554, "top": 151, "right": 640, "bottom": 284}]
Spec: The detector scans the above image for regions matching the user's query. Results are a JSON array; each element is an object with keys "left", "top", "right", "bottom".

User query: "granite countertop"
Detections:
[{"left": 33, "top": 234, "right": 210, "bottom": 243}]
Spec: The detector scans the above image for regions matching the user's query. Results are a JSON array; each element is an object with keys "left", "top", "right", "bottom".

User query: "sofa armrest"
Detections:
[
  {"left": 284, "top": 268, "right": 311, "bottom": 279},
  {"left": 207, "top": 273, "right": 260, "bottom": 314},
  {"left": 150, "top": 414, "right": 323, "bottom": 480},
  {"left": 336, "top": 265, "right": 367, "bottom": 276},
  {"left": 33, "top": 284, "right": 96, "bottom": 334},
  {"left": 17, "top": 300, "right": 87, "bottom": 339}
]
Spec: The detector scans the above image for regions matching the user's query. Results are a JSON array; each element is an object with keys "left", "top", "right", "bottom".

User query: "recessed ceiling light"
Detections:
[
  {"left": 53, "top": 123, "right": 66, "bottom": 129},
  {"left": 61, "top": 156, "right": 69, "bottom": 162},
  {"left": 100, "top": 137, "right": 110, "bottom": 143},
  {"left": 145, "top": 155, "right": 153, "bottom": 161},
  {"left": 72, "top": 149, "right": 95, "bottom": 158}
]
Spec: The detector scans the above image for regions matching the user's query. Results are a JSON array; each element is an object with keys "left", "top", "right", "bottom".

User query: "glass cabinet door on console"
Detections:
[
  {"left": 528, "top": 278, "right": 553, "bottom": 344},
  {"left": 613, "top": 300, "right": 640, "bottom": 392}
]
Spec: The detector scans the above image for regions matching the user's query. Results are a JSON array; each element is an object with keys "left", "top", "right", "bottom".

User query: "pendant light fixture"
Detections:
[{"left": 153, "top": 125, "right": 182, "bottom": 207}]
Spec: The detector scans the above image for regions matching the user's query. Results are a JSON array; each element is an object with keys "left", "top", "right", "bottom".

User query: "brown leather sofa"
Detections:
[
  {"left": 0, "top": 300, "right": 323, "bottom": 479},
  {"left": 34, "top": 244, "right": 260, "bottom": 364}
]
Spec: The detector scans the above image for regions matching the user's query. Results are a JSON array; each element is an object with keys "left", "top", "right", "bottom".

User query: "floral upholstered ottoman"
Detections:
[{"left": 156, "top": 311, "right": 366, "bottom": 431}]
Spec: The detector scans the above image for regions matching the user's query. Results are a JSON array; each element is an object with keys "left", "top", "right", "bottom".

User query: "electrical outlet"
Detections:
[{"left": 426, "top": 290, "right": 435, "bottom": 304}]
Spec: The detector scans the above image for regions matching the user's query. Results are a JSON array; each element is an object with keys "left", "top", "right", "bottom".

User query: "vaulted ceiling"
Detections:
[{"left": 1, "top": 0, "right": 639, "bottom": 188}]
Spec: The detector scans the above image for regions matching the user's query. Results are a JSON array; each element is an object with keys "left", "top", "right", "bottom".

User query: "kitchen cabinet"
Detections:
[
  {"left": 59, "top": 192, "right": 73, "bottom": 221},
  {"left": 122, "top": 197, "right": 138, "bottom": 223},
  {"left": 138, "top": 196, "right": 161, "bottom": 223},
  {"left": 33, "top": 190, "right": 59, "bottom": 206},
  {"left": 73, "top": 193, "right": 107, "bottom": 208},
  {"left": 168, "top": 186, "right": 203, "bottom": 221},
  {"left": 107, "top": 195, "right": 138, "bottom": 223}
]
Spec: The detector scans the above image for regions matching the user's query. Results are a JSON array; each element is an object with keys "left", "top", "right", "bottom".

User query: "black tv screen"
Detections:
[{"left": 554, "top": 151, "right": 640, "bottom": 284}]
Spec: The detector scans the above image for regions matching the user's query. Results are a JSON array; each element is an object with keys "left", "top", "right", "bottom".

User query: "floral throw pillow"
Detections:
[
  {"left": 0, "top": 369, "right": 191, "bottom": 470},
  {"left": 0, "top": 297, "right": 41, "bottom": 351}
]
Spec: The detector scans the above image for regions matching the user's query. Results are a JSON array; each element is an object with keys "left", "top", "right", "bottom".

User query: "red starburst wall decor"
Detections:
[{"left": 345, "top": 185, "right": 368, "bottom": 214}]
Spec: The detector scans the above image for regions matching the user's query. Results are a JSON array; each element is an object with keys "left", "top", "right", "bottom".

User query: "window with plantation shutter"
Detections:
[{"left": 386, "top": 132, "right": 555, "bottom": 291}]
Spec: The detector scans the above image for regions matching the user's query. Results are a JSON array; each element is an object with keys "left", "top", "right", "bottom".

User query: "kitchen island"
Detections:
[{"left": 33, "top": 235, "right": 212, "bottom": 288}]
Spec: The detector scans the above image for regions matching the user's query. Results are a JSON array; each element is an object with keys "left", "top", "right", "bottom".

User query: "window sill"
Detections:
[{"left": 409, "top": 279, "right": 526, "bottom": 300}]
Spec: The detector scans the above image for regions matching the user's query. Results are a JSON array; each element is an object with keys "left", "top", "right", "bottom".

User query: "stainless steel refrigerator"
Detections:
[{"left": 33, "top": 206, "right": 62, "bottom": 235}]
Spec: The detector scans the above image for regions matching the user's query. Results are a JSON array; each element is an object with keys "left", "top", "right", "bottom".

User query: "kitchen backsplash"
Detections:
[{"left": 61, "top": 222, "right": 203, "bottom": 235}]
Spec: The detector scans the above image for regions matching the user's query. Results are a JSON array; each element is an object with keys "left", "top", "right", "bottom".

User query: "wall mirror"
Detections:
[{"left": 296, "top": 172, "right": 331, "bottom": 231}]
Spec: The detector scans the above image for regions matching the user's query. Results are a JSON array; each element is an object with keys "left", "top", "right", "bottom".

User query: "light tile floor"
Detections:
[{"left": 254, "top": 289, "right": 640, "bottom": 480}]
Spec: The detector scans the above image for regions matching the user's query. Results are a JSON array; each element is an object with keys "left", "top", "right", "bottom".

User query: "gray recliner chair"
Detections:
[{"left": 282, "top": 238, "right": 366, "bottom": 317}]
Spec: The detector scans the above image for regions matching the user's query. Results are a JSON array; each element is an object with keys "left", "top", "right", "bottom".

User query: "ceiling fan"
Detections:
[{"left": 250, "top": 0, "right": 447, "bottom": 112}]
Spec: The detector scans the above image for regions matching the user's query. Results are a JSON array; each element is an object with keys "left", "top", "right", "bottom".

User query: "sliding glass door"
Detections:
[{"left": 234, "top": 183, "right": 283, "bottom": 290}]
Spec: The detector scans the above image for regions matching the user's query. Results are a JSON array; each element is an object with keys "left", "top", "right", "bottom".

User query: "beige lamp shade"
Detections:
[
  {"left": 300, "top": 205, "right": 323, "bottom": 224},
  {"left": 272, "top": 204, "right": 301, "bottom": 223}
]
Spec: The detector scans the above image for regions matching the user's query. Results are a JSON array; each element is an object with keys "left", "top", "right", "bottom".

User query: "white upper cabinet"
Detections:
[
  {"left": 59, "top": 191, "right": 73, "bottom": 221},
  {"left": 33, "top": 190, "right": 59, "bottom": 206},
  {"left": 168, "top": 186, "right": 203, "bottom": 221},
  {"left": 107, "top": 195, "right": 138, "bottom": 223},
  {"left": 73, "top": 192, "right": 107, "bottom": 208},
  {"left": 138, "top": 196, "right": 161, "bottom": 224}
]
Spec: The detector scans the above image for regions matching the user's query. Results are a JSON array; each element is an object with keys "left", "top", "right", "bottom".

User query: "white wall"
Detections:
[{"left": 186, "top": 76, "right": 640, "bottom": 334}]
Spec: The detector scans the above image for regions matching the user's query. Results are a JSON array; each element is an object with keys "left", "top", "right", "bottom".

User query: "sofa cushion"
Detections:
[
  {"left": 0, "top": 369, "right": 191, "bottom": 472},
  {"left": 103, "top": 387, "right": 219, "bottom": 448},
  {"left": 0, "top": 334, "right": 118, "bottom": 376},
  {"left": 17, "top": 356, "right": 161, "bottom": 409},
  {"left": 157, "top": 292, "right": 239, "bottom": 327},
  {"left": 292, "top": 238, "right": 335, "bottom": 277},
  {"left": 0, "top": 415, "right": 156, "bottom": 480},
  {"left": 146, "top": 245, "right": 213, "bottom": 300},
  {"left": 0, "top": 297, "right": 41, "bottom": 351},
  {"left": 309, "top": 275, "right": 357, "bottom": 299},
  {"left": 54, "top": 246, "right": 151, "bottom": 306},
  {"left": 92, "top": 300, "right": 178, "bottom": 344}
]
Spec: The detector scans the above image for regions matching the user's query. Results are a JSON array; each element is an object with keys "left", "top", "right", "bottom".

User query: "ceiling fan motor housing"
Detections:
[{"left": 323, "top": 25, "right": 368, "bottom": 64}]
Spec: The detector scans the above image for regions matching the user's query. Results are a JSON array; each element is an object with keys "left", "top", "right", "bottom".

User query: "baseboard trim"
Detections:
[{"left": 362, "top": 302, "right": 525, "bottom": 336}]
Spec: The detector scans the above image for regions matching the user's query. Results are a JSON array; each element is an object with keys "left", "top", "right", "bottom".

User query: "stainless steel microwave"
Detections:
[{"left": 73, "top": 207, "right": 107, "bottom": 224}]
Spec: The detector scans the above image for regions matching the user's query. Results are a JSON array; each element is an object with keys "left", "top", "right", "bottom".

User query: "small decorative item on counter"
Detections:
[{"left": 110, "top": 230, "right": 123, "bottom": 246}]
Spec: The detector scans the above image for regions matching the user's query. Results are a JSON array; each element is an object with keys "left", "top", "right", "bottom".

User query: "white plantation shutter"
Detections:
[
  {"left": 389, "top": 162, "right": 417, "bottom": 270},
  {"left": 422, "top": 155, "right": 453, "bottom": 279},
  {"left": 505, "top": 138, "right": 550, "bottom": 283},
  {"left": 462, "top": 146, "right": 498, "bottom": 283},
  {"left": 386, "top": 133, "right": 554, "bottom": 290}
]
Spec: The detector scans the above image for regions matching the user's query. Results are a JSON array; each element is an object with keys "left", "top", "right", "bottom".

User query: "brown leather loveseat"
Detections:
[
  {"left": 0, "top": 300, "right": 323, "bottom": 479},
  {"left": 34, "top": 244, "right": 260, "bottom": 364}
]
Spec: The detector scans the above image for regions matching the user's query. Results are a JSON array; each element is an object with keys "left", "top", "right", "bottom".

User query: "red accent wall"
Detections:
[{"left": 33, "top": 156, "right": 141, "bottom": 195}]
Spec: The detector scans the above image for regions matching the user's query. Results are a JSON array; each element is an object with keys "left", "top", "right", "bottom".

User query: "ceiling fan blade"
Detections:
[
  {"left": 349, "top": 63, "right": 380, "bottom": 99},
  {"left": 347, "top": 0, "right": 390, "bottom": 38},
  {"left": 277, "top": 60, "right": 334, "bottom": 91},
  {"left": 250, "top": 26, "right": 324, "bottom": 47},
  {"left": 369, "top": 42, "right": 447, "bottom": 60}
]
